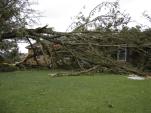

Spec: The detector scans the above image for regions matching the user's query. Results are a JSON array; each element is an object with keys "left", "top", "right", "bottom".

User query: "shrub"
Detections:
[{"left": 0, "top": 63, "right": 17, "bottom": 72}]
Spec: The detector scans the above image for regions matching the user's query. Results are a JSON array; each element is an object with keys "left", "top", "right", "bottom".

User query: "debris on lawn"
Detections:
[
  {"left": 128, "top": 74, "right": 145, "bottom": 80},
  {"left": 48, "top": 66, "right": 99, "bottom": 77}
]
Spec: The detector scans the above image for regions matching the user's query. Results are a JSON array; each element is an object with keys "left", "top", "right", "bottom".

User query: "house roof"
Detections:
[
  {"left": 25, "top": 39, "right": 52, "bottom": 49},
  {"left": 25, "top": 40, "right": 62, "bottom": 49}
]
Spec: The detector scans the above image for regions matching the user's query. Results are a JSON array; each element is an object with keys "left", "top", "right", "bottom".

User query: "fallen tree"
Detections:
[
  {"left": 1, "top": 25, "right": 151, "bottom": 76},
  {"left": 1, "top": 25, "right": 150, "bottom": 76},
  {"left": 1, "top": 1, "right": 151, "bottom": 76}
]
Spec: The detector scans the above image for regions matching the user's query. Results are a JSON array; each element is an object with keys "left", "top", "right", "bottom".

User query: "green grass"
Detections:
[{"left": 0, "top": 70, "right": 151, "bottom": 113}]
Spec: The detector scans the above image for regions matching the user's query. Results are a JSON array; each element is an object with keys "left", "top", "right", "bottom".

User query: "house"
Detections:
[
  {"left": 20, "top": 42, "right": 64, "bottom": 67},
  {"left": 113, "top": 44, "right": 151, "bottom": 70},
  {"left": 21, "top": 43, "right": 49, "bottom": 66},
  {"left": 20, "top": 41, "right": 151, "bottom": 71}
]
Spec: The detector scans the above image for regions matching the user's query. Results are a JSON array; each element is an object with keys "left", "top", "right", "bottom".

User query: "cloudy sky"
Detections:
[
  {"left": 30, "top": 0, "right": 151, "bottom": 31},
  {"left": 19, "top": 0, "right": 151, "bottom": 53}
]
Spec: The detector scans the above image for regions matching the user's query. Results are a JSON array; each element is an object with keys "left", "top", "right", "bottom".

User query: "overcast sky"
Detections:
[
  {"left": 19, "top": 0, "right": 151, "bottom": 53},
  {"left": 30, "top": 0, "right": 151, "bottom": 31}
]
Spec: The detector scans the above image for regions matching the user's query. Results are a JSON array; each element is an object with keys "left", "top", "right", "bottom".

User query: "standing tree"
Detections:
[
  {"left": 0, "top": 0, "right": 37, "bottom": 63},
  {"left": 67, "top": 0, "right": 131, "bottom": 32}
]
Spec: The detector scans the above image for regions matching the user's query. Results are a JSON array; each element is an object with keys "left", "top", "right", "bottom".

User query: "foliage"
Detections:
[
  {"left": 0, "top": 0, "right": 36, "bottom": 33},
  {"left": 0, "top": 63, "right": 17, "bottom": 72},
  {"left": 0, "top": 40, "right": 20, "bottom": 63},
  {"left": 67, "top": 0, "right": 130, "bottom": 32},
  {"left": 0, "top": 1, "right": 151, "bottom": 75},
  {"left": 0, "top": 0, "right": 37, "bottom": 63}
]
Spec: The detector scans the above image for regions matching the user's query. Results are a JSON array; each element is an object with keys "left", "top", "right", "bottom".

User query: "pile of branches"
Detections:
[
  {"left": 2, "top": 25, "right": 151, "bottom": 77},
  {"left": 1, "top": 1, "right": 151, "bottom": 76}
]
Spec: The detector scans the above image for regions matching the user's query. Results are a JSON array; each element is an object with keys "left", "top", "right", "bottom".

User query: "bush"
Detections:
[{"left": 0, "top": 63, "right": 17, "bottom": 72}]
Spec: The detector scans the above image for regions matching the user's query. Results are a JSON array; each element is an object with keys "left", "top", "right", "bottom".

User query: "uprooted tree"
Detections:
[{"left": 1, "top": 1, "right": 151, "bottom": 76}]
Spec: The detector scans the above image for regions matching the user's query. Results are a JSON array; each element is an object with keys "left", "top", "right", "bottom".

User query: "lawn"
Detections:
[{"left": 0, "top": 70, "right": 151, "bottom": 113}]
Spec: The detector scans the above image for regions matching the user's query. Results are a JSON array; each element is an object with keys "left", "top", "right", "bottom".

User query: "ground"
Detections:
[{"left": 0, "top": 70, "right": 151, "bottom": 113}]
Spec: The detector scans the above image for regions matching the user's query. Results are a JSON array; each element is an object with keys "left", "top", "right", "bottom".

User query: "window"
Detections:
[{"left": 117, "top": 47, "right": 127, "bottom": 61}]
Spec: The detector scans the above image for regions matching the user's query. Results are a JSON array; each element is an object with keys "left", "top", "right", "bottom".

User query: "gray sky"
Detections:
[
  {"left": 31, "top": 0, "right": 151, "bottom": 31},
  {"left": 19, "top": 0, "right": 151, "bottom": 53}
]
